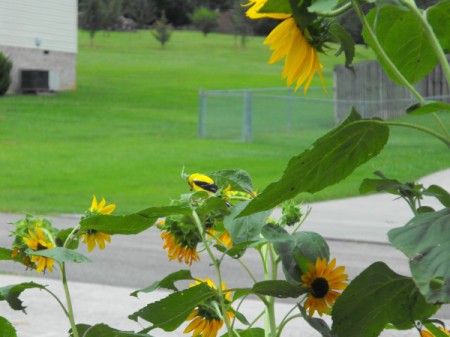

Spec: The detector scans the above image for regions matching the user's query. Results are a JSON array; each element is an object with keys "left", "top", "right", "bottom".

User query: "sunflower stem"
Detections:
[
  {"left": 376, "top": 119, "right": 450, "bottom": 147},
  {"left": 237, "top": 258, "right": 258, "bottom": 283},
  {"left": 60, "top": 262, "right": 79, "bottom": 337},
  {"left": 291, "top": 206, "right": 311, "bottom": 234},
  {"left": 41, "top": 287, "right": 70, "bottom": 318},
  {"left": 350, "top": 0, "right": 425, "bottom": 104},
  {"left": 432, "top": 113, "right": 450, "bottom": 140},
  {"left": 63, "top": 225, "right": 81, "bottom": 248},
  {"left": 261, "top": 244, "right": 278, "bottom": 337},
  {"left": 192, "top": 210, "right": 234, "bottom": 337},
  {"left": 276, "top": 313, "right": 303, "bottom": 337},
  {"left": 314, "top": 2, "right": 353, "bottom": 17}
]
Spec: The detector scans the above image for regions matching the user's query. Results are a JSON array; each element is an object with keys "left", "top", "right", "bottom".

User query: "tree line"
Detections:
[{"left": 80, "top": 0, "right": 437, "bottom": 46}]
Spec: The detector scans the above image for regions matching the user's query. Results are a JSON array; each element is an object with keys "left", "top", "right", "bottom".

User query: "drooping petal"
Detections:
[
  {"left": 87, "top": 235, "right": 96, "bottom": 252},
  {"left": 262, "top": 17, "right": 326, "bottom": 93},
  {"left": 36, "top": 256, "right": 46, "bottom": 273},
  {"left": 245, "top": 0, "right": 291, "bottom": 20}
]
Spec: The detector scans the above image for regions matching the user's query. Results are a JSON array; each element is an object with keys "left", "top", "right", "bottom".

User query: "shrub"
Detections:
[
  {"left": 152, "top": 11, "right": 172, "bottom": 48},
  {"left": 0, "top": 52, "right": 12, "bottom": 96},
  {"left": 190, "top": 7, "right": 219, "bottom": 37}
]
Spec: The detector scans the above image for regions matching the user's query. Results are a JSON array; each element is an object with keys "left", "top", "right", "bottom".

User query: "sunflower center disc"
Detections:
[{"left": 311, "top": 277, "right": 329, "bottom": 298}]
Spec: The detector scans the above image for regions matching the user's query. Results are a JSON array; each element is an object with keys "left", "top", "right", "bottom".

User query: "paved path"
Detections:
[{"left": 1, "top": 169, "right": 449, "bottom": 336}]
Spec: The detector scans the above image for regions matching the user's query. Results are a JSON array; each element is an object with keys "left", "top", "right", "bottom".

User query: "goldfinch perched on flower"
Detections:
[{"left": 187, "top": 173, "right": 218, "bottom": 194}]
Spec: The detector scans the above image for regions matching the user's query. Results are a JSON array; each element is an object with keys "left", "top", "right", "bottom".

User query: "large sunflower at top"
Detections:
[{"left": 245, "top": 0, "right": 327, "bottom": 93}]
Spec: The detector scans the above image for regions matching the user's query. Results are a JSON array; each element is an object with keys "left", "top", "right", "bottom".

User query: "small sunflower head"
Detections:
[
  {"left": 280, "top": 200, "right": 302, "bottom": 227},
  {"left": 209, "top": 228, "right": 233, "bottom": 248},
  {"left": 10, "top": 216, "right": 57, "bottom": 272},
  {"left": 184, "top": 278, "right": 234, "bottom": 337},
  {"left": 301, "top": 257, "right": 348, "bottom": 316},
  {"left": 80, "top": 195, "right": 115, "bottom": 252},
  {"left": 85, "top": 195, "right": 116, "bottom": 217},
  {"left": 160, "top": 215, "right": 202, "bottom": 265},
  {"left": 22, "top": 225, "right": 56, "bottom": 273}
]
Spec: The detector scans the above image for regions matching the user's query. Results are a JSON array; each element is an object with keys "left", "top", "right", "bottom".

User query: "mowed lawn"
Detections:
[{"left": 0, "top": 30, "right": 448, "bottom": 214}]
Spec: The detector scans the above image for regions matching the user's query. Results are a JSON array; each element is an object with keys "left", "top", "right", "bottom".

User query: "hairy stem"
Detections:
[
  {"left": 60, "top": 263, "right": 79, "bottom": 337},
  {"left": 378, "top": 120, "right": 450, "bottom": 147},
  {"left": 432, "top": 113, "right": 450, "bottom": 140},
  {"left": 192, "top": 210, "right": 234, "bottom": 337},
  {"left": 41, "top": 287, "right": 69, "bottom": 318},
  {"left": 261, "top": 244, "right": 278, "bottom": 337},
  {"left": 277, "top": 313, "right": 303, "bottom": 337},
  {"left": 63, "top": 225, "right": 81, "bottom": 249}
]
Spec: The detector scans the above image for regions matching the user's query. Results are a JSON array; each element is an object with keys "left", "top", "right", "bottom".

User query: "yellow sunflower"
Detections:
[
  {"left": 81, "top": 195, "right": 116, "bottom": 252},
  {"left": 301, "top": 257, "right": 348, "bottom": 316},
  {"left": 209, "top": 229, "right": 233, "bottom": 248},
  {"left": 184, "top": 278, "right": 234, "bottom": 337},
  {"left": 161, "top": 231, "right": 200, "bottom": 265},
  {"left": 245, "top": 0, "right": 326, "bottom": 93},
  {"left": 421, "top": 327, "right": 450, "bottom": 337},
  {"left": 23, "top": 226, "right": 55, "bottom": 273}
]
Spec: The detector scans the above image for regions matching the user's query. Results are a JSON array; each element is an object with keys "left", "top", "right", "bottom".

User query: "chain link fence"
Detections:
[
  {"left": 198, "top": 87, "right": 336, "bottom": 142},
  {"left": 197, "top": 87, "right": 450, "bottom": 143}
]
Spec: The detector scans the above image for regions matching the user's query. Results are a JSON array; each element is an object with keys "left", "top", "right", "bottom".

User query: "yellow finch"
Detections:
[{"left": 187, "top": 173, "right": 218, "bottom": 194}]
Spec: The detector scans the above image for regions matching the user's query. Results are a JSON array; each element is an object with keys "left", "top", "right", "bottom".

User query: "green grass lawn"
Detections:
[{"left": 0, "top": 30, "right": 448, "bottom": 214}]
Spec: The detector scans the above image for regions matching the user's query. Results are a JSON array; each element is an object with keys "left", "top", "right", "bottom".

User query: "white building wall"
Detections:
[{"left": 0, "top": 0, "right": 77, "bottom": 53}]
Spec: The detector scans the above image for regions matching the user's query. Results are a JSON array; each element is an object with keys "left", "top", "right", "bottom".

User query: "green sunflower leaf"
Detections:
[
  {"left": 0, "top": 282, "right": 46, "bottom": 311},
  {"left": 297, "top": 304, "right": 334, "bottom": 337},
  {"left": 388, "top": 208, "right": 450, "bottom": 304},
  {"left": 262, "top": 224, "right": 330, "bottom": 283},
  {"left": 423, "top": 185, "right": 450, "bottom": 207},
  {"left": 128, "top": 283, "right": 216, "bottom": 331},
  {"left": 25, "top": 247, "right": 92, "bottom": 264},
  {"left": 220, "top": 328, "right": 265, "bottom": 337},
  {"left": 215, "top": 240, "right": 261, "bottom": 258},
  {"left": 237, "top": 110, "right": 389, "bottom": 217},
  {"left": 0, "top": 316, "right": 17, "bottom": 337},
  {"left": 224, "top": 201, "right": 271, "bottom": 245},
  {"left": 131, "top": 270, "right": 196, "bottom": 296},
  {"left": 210, "top": 169, "right": 255, "bottom": 195},
  {"left": 308, "top": 0, "right": 340, "bottom": 14},
  {"left": 359, "top": 171, "right": 422, "bottom": 197},
  {"left": 0, "top": 247, "right": 14, "bottom": 261},
  {"left": 80, "top": 213, "right": 158, "bottom": 235},
  {"left": 406, "top": 101, "right": 450, "bottom": 115},
  {"left": 73, "top": 323, "right": 151, "bottom": 337},
  {"left": 55, "top": 228, "right": 79, "bottom": 249},
  {"left": 252, "top": 280, "right": 307, "bottom": 298},
  {"left": 363, "top": 7, "right": 437, "bottom": 85},
  {"left": 423, "top": 323, "right": 449, "bottom": 337},
  {"left": 259, "top": 0, "right": 292, "bottom": 14},
  {"left": 331, "top": 262, "right": 440, "bottom": 337},
  {"left": 137, "top": 205, "right": 192, "bottom": 218},
  {"left": 196, "top": 197, "right": 230, "bottom": 216},
  {"left": 328, "top": 23, "right": 355, "bottom": 68},
  {"left": 427, "top": 0, "right": 450, "bottom": 53}
]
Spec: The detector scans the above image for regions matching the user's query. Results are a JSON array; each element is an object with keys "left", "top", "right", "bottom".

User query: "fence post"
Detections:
[
  {"left": 242, "top": 91, "right": 253, "bottom": 143},
  {"left": 198, "top": 89, "right": 207, "bottom": 138}
]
